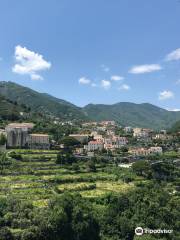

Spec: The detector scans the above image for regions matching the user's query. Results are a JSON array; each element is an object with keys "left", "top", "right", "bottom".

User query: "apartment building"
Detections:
[
  {"left": 84, "top": 140, "right": 104, "bottom": 151},
  {"left": 104, "top": 136, "right": 128, "bottom": 150}
]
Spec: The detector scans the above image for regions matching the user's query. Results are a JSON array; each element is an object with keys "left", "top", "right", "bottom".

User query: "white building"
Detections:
[
  {"left": 124, "top": 126, "right": 132, "bottom": 133},
  {"left": 133, "top": 128, "right": 152, "bottom": 139},
  {"left": 149, "top": 147, "right": 162, "bottom": 154},
  {"left": 84, "top": 140, "right": 104, "bottom": 151},
  {"left": 104, "top": 136, "right": 128, "bottom": 150}
]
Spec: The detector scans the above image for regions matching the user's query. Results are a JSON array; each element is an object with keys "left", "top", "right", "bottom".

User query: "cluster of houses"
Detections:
[
  {"left": 70, "top": 132, "right": 128, "bottom": 152},
  {"left": 71, "top": 121, "right": 165, "bottom": 156},
  {"left": 129, "top": 147, "right": 163, "bottom": 156}
]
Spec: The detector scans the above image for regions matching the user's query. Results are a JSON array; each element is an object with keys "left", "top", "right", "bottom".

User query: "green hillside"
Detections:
[
  {"left": 0, "top": 95, "right": 29, "bottom": 121},
  {"left": 0, "top": 81, "right": 180, "bottom": 129},
  {"left": 170, "top": 120, "right": 180, "bottom": 133},
  {"left": 83, "top": 102, "right": 180, "bottom": 129},
  {"left": 0, "top": 81, "right": 87, "bottom": 121}
]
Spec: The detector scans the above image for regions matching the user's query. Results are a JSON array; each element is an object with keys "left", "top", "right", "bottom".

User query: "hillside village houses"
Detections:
[
  {"left": 129, "top": 146, "right": 163, "bottom": 156},
  {"left": 83, "top": 127, "right": 128, "bottom": 151},
  {"left": 72, "top": 123, "right": 166, "bottom": 155},
  {"left": 152, "top": 133, "right": 173, "bottom": 141},
  {"left": 0, "top": 120, "right": 168, "bottom": 155},
  {"left": 133, "top": 128, "right": 153, "bottom": 138}
]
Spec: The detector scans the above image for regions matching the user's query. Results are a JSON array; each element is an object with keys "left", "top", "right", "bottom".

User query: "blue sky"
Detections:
[{"left": 0, "top": 0, "right": 180, "bottom": 109}]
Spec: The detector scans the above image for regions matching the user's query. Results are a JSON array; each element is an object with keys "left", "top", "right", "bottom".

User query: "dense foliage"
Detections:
[
  {"left": 0, "top": 95, "right": 29, "bottom": 121},
  {"left": 0, "top": 148, "right": 179, "bottom": 240},
  {"left": 0, "top": 81, "right": 87, "bottom": 121},
  {"left": 0, "top": 184, "right": 179, "bottom": 240},
  {"left": 170, "top": 120, "right": 180, "bottom": 133},
  {"left": 83, "top": 103, "right": 180, "bottom": 129}
]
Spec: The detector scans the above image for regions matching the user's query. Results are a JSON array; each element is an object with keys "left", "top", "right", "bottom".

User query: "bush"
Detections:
[
  {"left": 0, "top": 227, "right": 13, "bottom": 240},
  {"left": 86, "top": 160, "right": 96, "bottom": 172},
  {"left": 9, "top": 152, "right": 22, "bottom": 160}
]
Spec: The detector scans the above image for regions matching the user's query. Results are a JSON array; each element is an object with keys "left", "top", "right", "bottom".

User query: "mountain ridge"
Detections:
[
  {"left": 0, "top": 81, "right": 87, "bottom": 121},
  {"left": 0, "top": 81, "right": 180, "bottom": 129}
]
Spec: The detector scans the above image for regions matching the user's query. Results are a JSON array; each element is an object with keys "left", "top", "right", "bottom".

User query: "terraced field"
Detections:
[{"left": 0, "top": 150, "right": 135, "bottom": 207}]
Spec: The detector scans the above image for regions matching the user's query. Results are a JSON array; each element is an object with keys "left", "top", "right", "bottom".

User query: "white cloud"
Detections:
[
  {"left": 118, "top": 84, "right": 130, "bottom": 91},
  {"left": 79, "top": 77, "right": 91, "bottom": 85},
  {"left": 101, "top": 64, "right": 110, "bottom": 72},
  {"left": 129, "top": 64, "right": 162, "bottom": 74},
  {"left": 111, "top": 75, "right": 124, "bottom": 81},
  {"left": 12, "top": 45, "right": 51, "bottom": 80},
  {"left": 166, "top": 108, "right": 180, "bottom": 112},
  {"left": 31, "top": 74, "right": 43, "bottom": 81},
  {"left": 91, "top": 83, "right": 97, "bottom": 87},
  {"left": 175, "top": 79, "right": 180, "bottom": 85},
  {"left": 158, "top": 90, "right": 174, "bottom": 100},
  {"left": 165, "top": 48, "right": 180, "bottom": 61},
  {"left": 101, "top": 80, "right": 111, "bottom": 89}
]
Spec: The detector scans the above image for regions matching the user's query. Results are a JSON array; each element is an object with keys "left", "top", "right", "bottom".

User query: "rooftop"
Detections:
[
  {"left": 29, "top": 134, "right": 49, "bottom": 137},
  {"left": 6, "top": 123, "right": 34, "bottom": 129}
]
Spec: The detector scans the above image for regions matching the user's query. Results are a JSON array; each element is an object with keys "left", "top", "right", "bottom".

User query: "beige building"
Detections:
[
  {"left": 28, "top": 134, "right": 50, "bottom": 150},
  {"left": 129, "top": 146, "right": 162, "bottom": 156}
]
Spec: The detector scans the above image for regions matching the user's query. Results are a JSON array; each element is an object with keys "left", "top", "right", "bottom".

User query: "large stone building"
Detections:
[
  {"left": 5, "top": 123, "right": 50, "bottom": 149},
  {"left": 6, "top": 123, "right": 34, "bottom": 148}
]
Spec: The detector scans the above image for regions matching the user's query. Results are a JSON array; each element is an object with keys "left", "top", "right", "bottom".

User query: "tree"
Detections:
[
  {"left": 86, "top": 160, "right": 96, "bottom": 172},
  {"left": 34, "top": 193, "right": 100, "bottom": 240},
  {"left": 151, "top": 161, "right": 175, "bottom": 181},
  {"left": 72, "top": 163, "right": 80, "bottom": 172},
  {"left": 9, "top": 152, "right": 22, "bottom": 160},
  {"left": 0, "top": 134, "right": 6, "bottom": 145},
  {"left": 132, "top": 160, "right": 151, "bottom": 177},
  {"left": 120, "top": 146, "right": 129, "bottom": 152},
  {"left": 56, "top": 152, "right": 76, "bottom": 165},
  {"left": 61, "top": 136, "right": 80, "bottom": 147}
]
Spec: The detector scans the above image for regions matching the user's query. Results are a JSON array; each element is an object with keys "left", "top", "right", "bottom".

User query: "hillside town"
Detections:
[{"left": 1, "top": 120, "right": 179, "bottom": 164}]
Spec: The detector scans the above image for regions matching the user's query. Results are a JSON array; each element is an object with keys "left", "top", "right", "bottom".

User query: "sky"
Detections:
[{"left": 0, "top": 0, "right": 180, "bottom": 110}]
